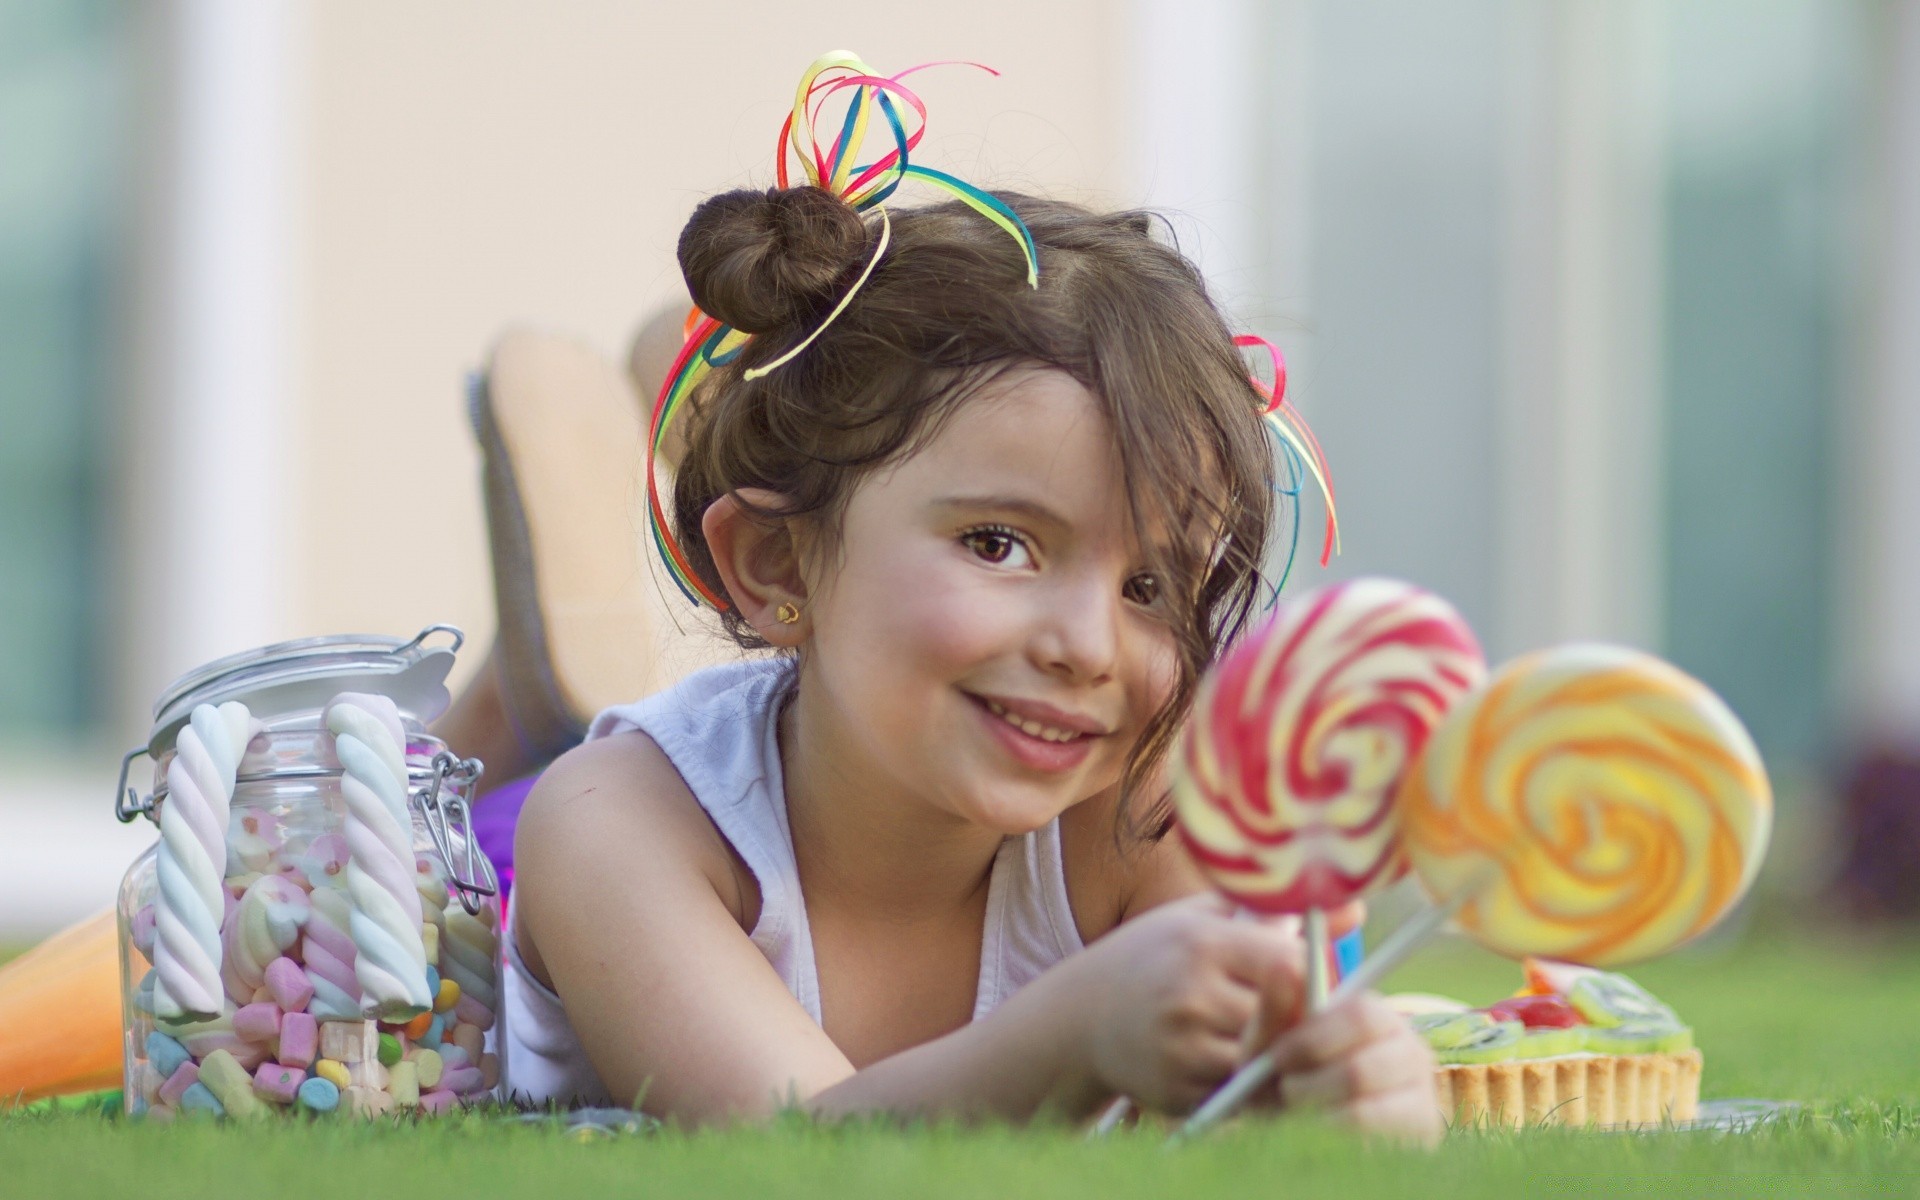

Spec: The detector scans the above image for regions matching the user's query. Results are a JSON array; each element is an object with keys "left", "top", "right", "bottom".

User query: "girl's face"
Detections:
[{"left": 798, "top": 367, "right": 1182, "bottom": 835}]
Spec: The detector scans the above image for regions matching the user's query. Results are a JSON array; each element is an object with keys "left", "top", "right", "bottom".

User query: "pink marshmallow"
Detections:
[
  {"left": 234, "top": 1002, "right": 283, "bottom": 1044},
  {"left": 264, "top": 957, "right": 313, "bottom": 1011},
  {"left": 454, "top": 996, "right": 495, "bottom": 1031},
  {"left": 253, "top": 1062, "right": 305, "bottom": 1105},
  {"left": 416, "top": 1089, "right": 459, "bottom": 1115},
  {"left": 157, "top": 1062, "right": 201, "bottom": 1107},
  {"left": 440, "top": 1065, "right": 485, "bottom": 1095},
  {"left": 279, "top": 1011, "right": 318, "bottom": 1068}
]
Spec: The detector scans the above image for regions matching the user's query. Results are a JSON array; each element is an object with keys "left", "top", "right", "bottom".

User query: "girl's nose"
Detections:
[{"left": 1032, "top": 570, "right": 1121, "bottom": 684}]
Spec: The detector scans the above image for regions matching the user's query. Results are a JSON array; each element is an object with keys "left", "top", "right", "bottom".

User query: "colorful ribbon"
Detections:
[
  {"left": 646, "top": 52, "right": 1040, "bottom": 609},
  {"left": 1234, "top": 333, "right": 1340, "bottom": 573}
]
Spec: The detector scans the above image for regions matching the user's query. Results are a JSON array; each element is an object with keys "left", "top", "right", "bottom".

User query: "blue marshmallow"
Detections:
[
  {"left": 145, "top": 1032, "right": 191, "bottom": 1079},
  {"left": 180, "top": 1081, "right": 225, "bottom": 1116},
  {"left": 296, "top": 1076, "right": 340, "bottom": 1114}
]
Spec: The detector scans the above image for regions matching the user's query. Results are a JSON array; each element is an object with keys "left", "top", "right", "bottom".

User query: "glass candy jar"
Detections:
[{"left": 113, "top": 626, "right": 503, "bottom": 1120}]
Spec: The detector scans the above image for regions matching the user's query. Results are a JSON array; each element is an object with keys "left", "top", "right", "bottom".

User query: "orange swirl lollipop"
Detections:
[{"left": 1399, "top": 643, "right": 1772, "bottom": 966}]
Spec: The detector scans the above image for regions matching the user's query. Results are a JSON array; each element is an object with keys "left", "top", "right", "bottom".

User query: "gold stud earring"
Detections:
[{"left": 775, "top": 602, "right": 801, "bottom": 625}]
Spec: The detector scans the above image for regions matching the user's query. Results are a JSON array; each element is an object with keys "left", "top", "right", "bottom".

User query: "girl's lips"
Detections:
[{"left": 967, "top": 694, "right": 1097, "bottom": 773}]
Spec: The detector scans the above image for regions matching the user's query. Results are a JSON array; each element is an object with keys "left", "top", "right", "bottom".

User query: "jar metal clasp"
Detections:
[
  {"left": 414, "top": 751, "right": 497, "bottom": 914},
  {"left": 115, "top": 747, "right": 155, "bottom": 824}
]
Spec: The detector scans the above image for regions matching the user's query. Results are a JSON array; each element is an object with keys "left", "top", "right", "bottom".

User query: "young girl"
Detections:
[{"left": 503, "top": 65, "right": 1438, "bottom": 1138}]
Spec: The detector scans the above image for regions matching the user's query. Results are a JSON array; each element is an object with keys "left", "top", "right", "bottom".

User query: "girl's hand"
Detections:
[
  {"left": 1073, "top": 894, "right": 1304, "bottom": 1114},
  {"left": 1267, "top": 993, "right": 1444, "bottom": 1145}
]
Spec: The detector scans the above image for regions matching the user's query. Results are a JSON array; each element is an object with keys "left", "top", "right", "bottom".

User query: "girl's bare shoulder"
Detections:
[
  {"left": 512, "top": 732, "right": 759, "bottom": 930},
  {"left": 1057, "top": 789, "right": 1206, "bottom": 944}
]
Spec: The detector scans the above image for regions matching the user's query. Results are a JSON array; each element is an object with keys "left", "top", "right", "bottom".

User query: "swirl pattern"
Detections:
[
  {"left": 324, "top": 693, "right": 434, "bottom": 1020},
  {"left": 153, "top": 702, "right": 258, "bottom": 1021},
  {"left": 441, "top": 903, "right": 499, "bottom": 1029},
  {"left": 300, "top": 885, "right": 362, "bottom": 1019},
  {"left": 1399, "top": 644, "right": 1772, "bottom": 966},
  {"left": 220, "top": 873, "right": 310, "bottom": 1003},
  {"left": 1173, "top": 578, "right": 1486, "bottom": 913}
]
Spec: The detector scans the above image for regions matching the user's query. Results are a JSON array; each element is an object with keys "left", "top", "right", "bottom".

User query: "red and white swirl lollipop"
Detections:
[{"left": 1172, "top": 577, "right": 1487, "bottom": 917}]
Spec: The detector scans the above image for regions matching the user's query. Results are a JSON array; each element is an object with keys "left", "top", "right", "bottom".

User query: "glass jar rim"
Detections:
[{"left": 147, "top": 624, "right": 464, "bottom": 754}]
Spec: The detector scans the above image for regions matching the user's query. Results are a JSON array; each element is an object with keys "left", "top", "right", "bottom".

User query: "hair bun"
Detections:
[{"left": 678, "top": 187, "right": 869, "bottom": 335}]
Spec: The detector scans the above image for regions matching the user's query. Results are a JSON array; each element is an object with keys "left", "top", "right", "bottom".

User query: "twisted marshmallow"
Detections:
[
  {"left": 415, "top": 853, "right": 450, "bottom": 940},
  {"left": 220, "top": 873, "right": 310, "bottom": 1003},
  {"left": 301, "top": 884, "right": 361, "bottom": 1019},
  {"left": 1173, "top": 578, "right": 1485, "bottom": 912},
  {"left": 441, "top": 902, "right": 499, "bottom": 1029},
  {"left": 324, "top": 692, "right": 433, "bottom": 1019},
  {"left": 152, "top": 702, "right": 258, "bottom": 1021}
]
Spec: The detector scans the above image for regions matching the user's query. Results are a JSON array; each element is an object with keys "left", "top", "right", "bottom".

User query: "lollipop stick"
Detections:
[
  {"left": 1303, "top": 907, "right": 1330, "bottom": 1012},
  {"left": 1172, "top": 887, "right": 1471, "bottom": 1141}
]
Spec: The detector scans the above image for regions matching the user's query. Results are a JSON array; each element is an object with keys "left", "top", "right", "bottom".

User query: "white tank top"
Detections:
[{"left": 501, "top": 657, "right": 1086, "bottom": 1107}]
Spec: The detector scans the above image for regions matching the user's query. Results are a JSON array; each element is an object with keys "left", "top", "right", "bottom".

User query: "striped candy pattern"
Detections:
[{"left": 1173, "top": 578, "right": 1486, "bottom": 913}]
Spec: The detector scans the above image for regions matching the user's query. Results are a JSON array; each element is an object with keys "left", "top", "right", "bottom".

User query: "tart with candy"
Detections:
[{"left": 1397, "top": 958, "right": 1702, "bottom": 1128}]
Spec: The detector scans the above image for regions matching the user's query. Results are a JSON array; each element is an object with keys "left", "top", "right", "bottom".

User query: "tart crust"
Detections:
[{"left": 1435, "top": 1049, "right": 1702, "bottom": 1129}]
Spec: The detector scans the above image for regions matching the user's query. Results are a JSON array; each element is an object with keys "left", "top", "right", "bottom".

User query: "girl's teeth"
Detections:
[{"left": 984, "top": 699, "right": 1079, "bottom": 743}]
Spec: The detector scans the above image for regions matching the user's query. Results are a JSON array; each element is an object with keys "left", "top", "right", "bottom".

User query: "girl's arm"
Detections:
[{"left": 513, "top": 735, "right": 1300, "bottom": 1126}]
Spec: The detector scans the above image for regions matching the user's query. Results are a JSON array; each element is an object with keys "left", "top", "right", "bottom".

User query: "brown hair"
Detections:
[{"left": 671, "top": 186, "right": 1281, "bottom": 837}]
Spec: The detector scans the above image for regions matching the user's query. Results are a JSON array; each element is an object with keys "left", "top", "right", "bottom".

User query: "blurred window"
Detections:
[
  {"left": 1662, "top": 0, "right": 1863, "bottom": 763},
  {"left": 0, "top": 1, "right": 127, "bottom": 734}
]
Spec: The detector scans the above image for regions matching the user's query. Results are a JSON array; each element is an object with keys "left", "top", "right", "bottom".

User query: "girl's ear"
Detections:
[{"left": 702, "top": 489, "right": 811, "bottom": 646}]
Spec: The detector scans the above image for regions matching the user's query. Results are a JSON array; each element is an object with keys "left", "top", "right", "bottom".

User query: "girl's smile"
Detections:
[{"left": 965, "top": 690, "right": 1106, "bottom": 772}]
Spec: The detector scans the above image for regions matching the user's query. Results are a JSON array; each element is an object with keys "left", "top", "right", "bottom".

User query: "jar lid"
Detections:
[{"left": 147, "top": 624, "right": 464, "bottom": 755}]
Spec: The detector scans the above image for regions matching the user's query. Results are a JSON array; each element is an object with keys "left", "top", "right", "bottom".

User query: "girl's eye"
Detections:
[
  {"left": 961, "top": 526, "right": 1032, "bottom": 568},
  {"left": 1123, "top": 573, "right": 1160, "bottom": 606}
]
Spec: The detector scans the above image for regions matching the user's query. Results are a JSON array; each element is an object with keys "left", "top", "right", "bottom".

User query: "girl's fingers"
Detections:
[
  {"left": 1329, "top": 1086, "right": 1446, "bottom": 1147},
  {"left": 1266, "top": 993, "right": 1407, "bottom": 1074},
  {"left": 1276, "top": 1030, "right": 1429, "bottom": 1109},
  {"left": 1209, "top": 919, "right": 1307, "bottom": 995}
]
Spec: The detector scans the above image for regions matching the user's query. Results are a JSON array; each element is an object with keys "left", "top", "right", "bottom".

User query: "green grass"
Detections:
[{"left": 4, "top": 929, "right": 1917, "bottom": 1198}]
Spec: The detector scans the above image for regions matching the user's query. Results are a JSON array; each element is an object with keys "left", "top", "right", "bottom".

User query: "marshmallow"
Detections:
[
  {"left": 313, "top": 1059, "right": 350, "bottom": 1091},
  {"left": 388, "top": 1060, "right": 419, "bottom": 1108},
  {"left": 253, "top": 1063, "right": 305, "bottom": 1105},
  {"left": 234, "top": 1002, "right": 282, "bottom": 1044},
  {"left": 440, "top": 1065, "right": 484, "bottom": 1096},
  {"left": 179, "top": 1082, "right": 225, "bottom": 1117},
  {"left": 279, "top": 1011, "right": 318, "bottom": 1069},
  {"left": 411, "top": 1048, "right": 443, "bottom": 1090},
  {"left": 264, "top": 956, "right": 313, "bottom": 1011},
  {"left": 319, "top": 1019, "right": 376, "bottom": 1064},
  {"left": 345, "top": 1086, "right": 394, "bottom": 1118},
  {"left": 345, "top": 1059, "right": 389, "bottom": 1090},
  {"left": 146, "top": 1031, "right": 191, "bottom": 1079},
  {"left": 325, "top": 695, "right": 433, "bottom": 1019},
  {"left": 197, "top": 1048, "right": 266, "bottom": 1119},
  {"left": 158, "top": 1062, "right": 200, "bottom": 1107},
  {"left": 416, "top": 1089, "right": 458, "bottom": 1116},
  {"left": 451, "top": 1022, "right": 483, "bottom": 1064},
  {"left": 297, "top": 1076, "right": 340, "bottom": 1114}
]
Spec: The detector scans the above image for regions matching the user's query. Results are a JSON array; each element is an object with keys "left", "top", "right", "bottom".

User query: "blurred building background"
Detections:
[{"left": 2, "top": 0, "right": 1915, "bottom": 937}]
